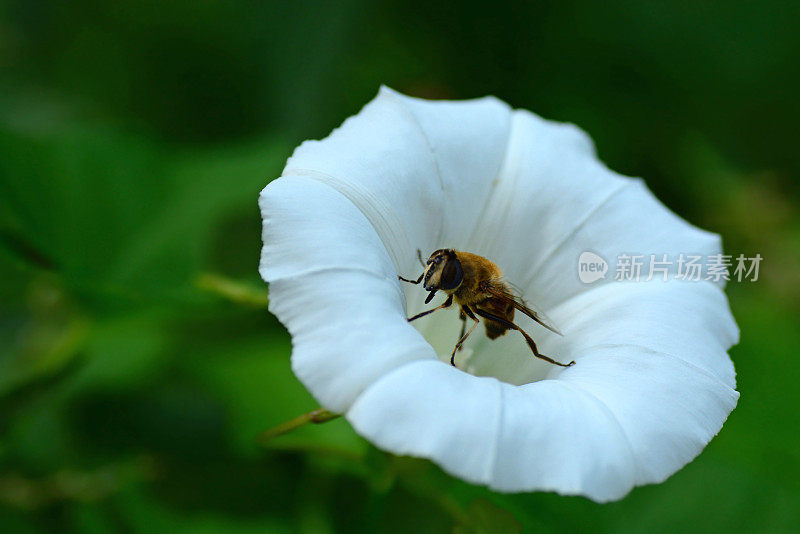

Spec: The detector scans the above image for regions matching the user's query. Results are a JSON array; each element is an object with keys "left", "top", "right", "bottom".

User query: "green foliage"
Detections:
[{"left": 1, "top": 1, "right": 798, "bottom": 532}]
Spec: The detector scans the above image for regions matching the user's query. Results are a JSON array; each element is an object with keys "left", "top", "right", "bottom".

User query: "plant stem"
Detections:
[{"left": 257, "top": 408, "right": 340, "bottom": 443}]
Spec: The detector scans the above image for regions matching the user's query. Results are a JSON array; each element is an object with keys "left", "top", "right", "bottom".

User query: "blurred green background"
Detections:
[{"left": 1, "top": 1, "right": 799, "bottom": 532}]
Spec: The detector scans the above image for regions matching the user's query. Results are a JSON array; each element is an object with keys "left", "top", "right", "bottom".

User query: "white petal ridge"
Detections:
[
  {"left": 349, "top": 367, "right": 639, "bottom": 502},
  {"left": 260, "top": 177, "right": 436, "bottom": 412},
  {"left": 544, "top": 280, "right": 739, "bottom": 385},
  {"left": 468, "top": 110, "right": 723, "bottom": 313},
  {"left": 259, "top": 87, "right": 739, "bottom": 502},
  {"left": 557, "top": 345, "right": 738, "bottom": 485}
]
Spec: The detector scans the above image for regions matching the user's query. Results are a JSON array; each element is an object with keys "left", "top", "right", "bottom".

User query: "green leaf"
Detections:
[{"left": 454, "top": 499, "right": 521, "bottom": 534}]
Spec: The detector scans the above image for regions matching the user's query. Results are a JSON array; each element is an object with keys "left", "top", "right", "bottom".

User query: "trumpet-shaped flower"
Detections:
[{"left": 258, "top": 87, "right": 739, "bottom": 502}]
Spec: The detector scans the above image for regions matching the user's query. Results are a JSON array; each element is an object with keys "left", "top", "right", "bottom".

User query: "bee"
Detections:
[{"left": 399, "top": 249, "right": 575, "bottom": 368}]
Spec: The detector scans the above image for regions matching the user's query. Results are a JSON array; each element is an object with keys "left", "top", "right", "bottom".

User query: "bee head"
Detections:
[{"left": 423, "top": 249, "right": 464, "bottom": 294}]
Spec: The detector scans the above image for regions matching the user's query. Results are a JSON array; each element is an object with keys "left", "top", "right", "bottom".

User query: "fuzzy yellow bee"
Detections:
[{"left": 400, "top": 249, "right": 574, "bottom": 368}]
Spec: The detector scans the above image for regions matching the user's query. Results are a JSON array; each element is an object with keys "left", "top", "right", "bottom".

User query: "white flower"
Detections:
[{"left": 258, "top": 87, "right": 739, "bottom": 502}]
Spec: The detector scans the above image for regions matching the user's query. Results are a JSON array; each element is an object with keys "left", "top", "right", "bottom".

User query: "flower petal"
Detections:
[
  {"left": 259, "top": 176, "right": 396, "bottom": 281},
  {"left": 530, "top": 179, "right": 724, "bottom": 308},
  {"left": 385, "top": 88, "right": 513, "bottom": 248},
  {"left": 347, "top": 360, "right": 639, "bottom": 502},
  {"left": 555, "top": 346, "right": 738, "bottom": 485},
  {"left": 260, "top": 177, "right": 435, "bottom": 412},
  {"left": 466, "top": 110, "right": 721, "bottom": 311},
  {"left": 282, "top": 89, "right": 440, "bottom": 277},
  {"left": 543, "top": 280, "right": 739, "bottom": 385},
  {"left": 283, "top": 87, "right": 513, "bottom": 277},
  {"left": 269, "top": 271, "right": 435, "bottom": 413},
  {"left": 467, "top": 110, "right": 614, "bottom": 280},
  {"left": 347, "top": 360, "right": 503, "bottom": 484},
  {"left": 490, "top": 380, "right": 637, "bottom": 501},
  {"left": 535, "top": 280, "right": 740, "bottom": 485}
]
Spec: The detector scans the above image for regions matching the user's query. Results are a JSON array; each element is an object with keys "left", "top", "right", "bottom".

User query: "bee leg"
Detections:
[
  {"left": 450, "top": 306, "right": 479, "bottom": 366},
  {"left": 456, "top": 308, "right": 467, "bottom": 351},
  {"left": 473, "top": 309, "right": 575, "bottom": 367},
  {"left": 407, "top": 294, "right": 452, "bottom": 322},
  {"left": 450, "top": 318, "right": 479, "bottom": 366},
  {"left": 398, "top": 272, "right": 424, "bottom": 285}
]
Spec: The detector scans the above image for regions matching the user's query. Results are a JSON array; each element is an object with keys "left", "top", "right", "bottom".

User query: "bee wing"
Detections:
[
  {"left": 515, "top": 299, "right": 564, "bottom": 336},
  {"left": 484, "top": 285, "right": 564, "bottom": 336}
]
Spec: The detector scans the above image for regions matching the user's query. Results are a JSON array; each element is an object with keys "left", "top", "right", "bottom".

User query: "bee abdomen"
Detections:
[
  {"left": 484, "top": 320, "right": 509, "bottom": 339},
  {"left": 479, "top": 296, "right": 515, "bottom": 339}
]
